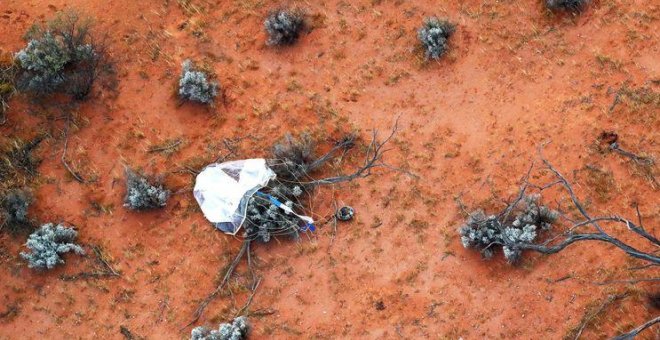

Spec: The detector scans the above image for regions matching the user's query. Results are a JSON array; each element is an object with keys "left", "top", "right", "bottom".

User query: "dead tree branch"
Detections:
[
  {"left": 502, "top": 148, "right": 660, "bottom": 266},
  {"left": 184, "top": 239, "right": 250, "bottom": 329},
  {"left": 572, "top": 293, "right": 627, "bottom": 340},
  {"left": 612, "top": 316, "right": 660, "bottom": 340},
  {"left": 303, "top": 116, "right": 415, "bottom": 186},
  {"left": 62, "top": 115, "right": 85, "bottom": 183}
]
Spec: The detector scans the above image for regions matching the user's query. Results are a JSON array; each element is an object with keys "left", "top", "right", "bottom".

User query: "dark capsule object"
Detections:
[{"left": 336, "top": 206, "right": 354, "bottom": 221}]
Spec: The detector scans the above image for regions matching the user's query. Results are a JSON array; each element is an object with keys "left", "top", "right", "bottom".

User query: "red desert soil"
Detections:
[{"left": 0, "top": 0, "right": 658, "bottom": 339}]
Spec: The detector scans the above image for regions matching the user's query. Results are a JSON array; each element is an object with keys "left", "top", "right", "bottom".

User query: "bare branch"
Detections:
[
  {"left": 62, "top": 115, "right": 85, "bottom": 183},
  {"left": 538, "top": 146, "right": 605, "bottom": 233},
  {"left": 612, "top": 316, "right": 660, "bottom": 340},
  {"left": 304, "top": 116, "right": 412, "bottom": 186},
  {"left": 184, "top": 239, "right": 250, "bottom": 329},
  {"left": 572, "top": 293, "right": 627, "bottom": 340},
  {"left": 592, "top": 277, "right": 660, "bottom": 286},
  {"left": 518, "top": 233, "right": 660, "bottom": 264}
]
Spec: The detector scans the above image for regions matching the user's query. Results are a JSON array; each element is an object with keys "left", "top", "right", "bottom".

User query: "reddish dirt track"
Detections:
[{"left": 0, "top": 0, "right": 658, "bottom": 339}]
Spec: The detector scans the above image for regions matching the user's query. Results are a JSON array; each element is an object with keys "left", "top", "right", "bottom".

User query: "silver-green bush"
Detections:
[
  {"left": 546, "top": 0, "right": 589, "bottom": 12},
  {"left": 20, "top": 223, "right": 84, "bottom": 269},
  {"left": 191, "top": 316, "right": 249, "bottom": 340},
  {"left": 123, "top": 167, "right": 170, "bottom": 211},
  {"left": 418, "top": 17, "right": 455, "bottom": 60},
  {"left": 264, "top": 9, "right": 304, "bottom": 46},
  {"left": 459, "top": 195, "right": 558, "bottom": 264},
  {"left": 179, "top": 60, "right": 218, "bottom": 105}
]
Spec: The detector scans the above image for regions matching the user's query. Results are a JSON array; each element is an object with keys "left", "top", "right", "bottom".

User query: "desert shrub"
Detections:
[
  {"left": 0, "top": 136, "right": 43, "bottom": 180},
  {"left": 191, "top": 316, "right": 249, "bottom": 340},
  {"left": 178, "top": 60, "right": 218, "bottom": 105},
  {"left": 271, "top": 132, "right": 316, "bottom": 179},
  {"left": 1, "top": 188, "right": 33, "bottom": 233},
  {"left": 20, "top": 223, "right": 84, "bottom": 269},
  {"left": 0, "top": 51, "right": 17, "bottom": 120},
  {"left": 264, "top": 9, "right": 305, "bottom": 46},
  {"left": 14, "top": 11, "right": 106, "bottom": 99},
  {"left": 459, "top": 195, "right": 558, "bottom": 263},
  {"left": 123, "top": 167, "right": 170, "bottom": 210},
  {"left": 546, "top": 0, "right": 589, "bottom": 12},
  {"left": 417, "top": 17, "right": 455, "bottom": 60}
]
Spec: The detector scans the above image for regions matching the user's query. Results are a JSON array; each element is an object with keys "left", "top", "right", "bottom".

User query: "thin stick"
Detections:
[
  {"left": 538, "top": 147, "right": 605, "bottom": 233},
  {"left": 62, "top": 116, "right": 85, "bottom": 183},
  {"left": 572, "top": 293, "right": 627, "bottom": 340},
  {"left": 610, "top": 143, "right": 654, "bottom": 166},
  {"left": 592, "top": 277, "right": 660, "bottom": 286},
  {"left": 612, "top": 316, "right": 660, "bottom": 340},
  {"left": 147, "top": 139, "right": 182, "bottom": 153},
  {"left": 93, "top": 245, "right": 120, "bottom": 276},
  {"left": 183, "top": 240, "right": 250, "bottom": 329},
  {"left": 234, "top": 277, "right": 262, "bottom": 318}
]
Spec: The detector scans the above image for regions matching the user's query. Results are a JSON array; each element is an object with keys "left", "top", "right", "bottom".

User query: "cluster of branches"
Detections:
[
  {"left": 186, "top": 119, "right": 405, "bottom": 327},
  {"left": 460, "top": 148, "right": 658, "bottom": 338},
  {"left": 511, "top": 155, "right": 659, "bottom": 265}
]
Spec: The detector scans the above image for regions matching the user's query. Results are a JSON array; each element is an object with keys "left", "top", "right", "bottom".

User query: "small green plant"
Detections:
[
  {"left": 264, "top": 9, "right": 305, "bottom": 46},
  {"left": 418, "top": 17, "right": 455, "bottom": 60},
  {"left": 21, "top": 223, "right": 84, "bottom": 269}
]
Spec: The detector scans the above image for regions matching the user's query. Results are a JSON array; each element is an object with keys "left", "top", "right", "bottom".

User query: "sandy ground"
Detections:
[{"left": 0, "top": 0, "right": 658, "bottom": 339}]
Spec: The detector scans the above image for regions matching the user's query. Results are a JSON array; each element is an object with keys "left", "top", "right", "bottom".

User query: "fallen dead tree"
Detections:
[{"left": 459, "top": 146, "right": 658, "bottom": 338}]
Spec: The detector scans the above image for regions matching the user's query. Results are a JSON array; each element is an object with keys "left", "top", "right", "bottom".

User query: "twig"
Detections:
[
  {"left": 612, "top": 316, "right": 660, "bottom": 340},
  {"left": 248, "top": 308, "right": 277, "bottom": 317},
  {"left": 234, "top": 277, "right": 262, "bottom": 318},
  {"left": 184, "top": 240, "right": 250, "bottom": 329},
  {"left": 519, "top": 232, "right": 659, "bottom": 265},
  {"left": 610, "top": 142, "right": 654, "bottom": 166},
  {"left": 60, "top": 245, "right": 120, "bottom": 281},
  {"left": 157, "top": 296, "right": 169, "bottom": 323},
  {"left": 500, "top": 162, "right": 534, "bottom": 223},
  {"left": 62, "top": 116, "right": 85, "bottom": 183},
  {"left": 572, "top": 293, "right": 627, "bottom": 340},
  {"left": 547, "top": 274, "right": 574, "bottom": 283},
  {"left": 147, "top": 139, "right": 182, "bottom": 153},
  {"left": 304, "top": 115, "right": 409, "bottom": 186},
  {"left": 592, "top": 277, "right": 660, "bottom": 286},
  {"left": 93, "top": 245, "right": 120, "bottom": 276},
  {"left": 538, "top": 147, "right": 605, "bottom": 234},
  {"left": 608, "top": 91, "right": 621, "bottom": 113},
  {"left": 628, "top": 263, "right": 659, "bottom": 271}
]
